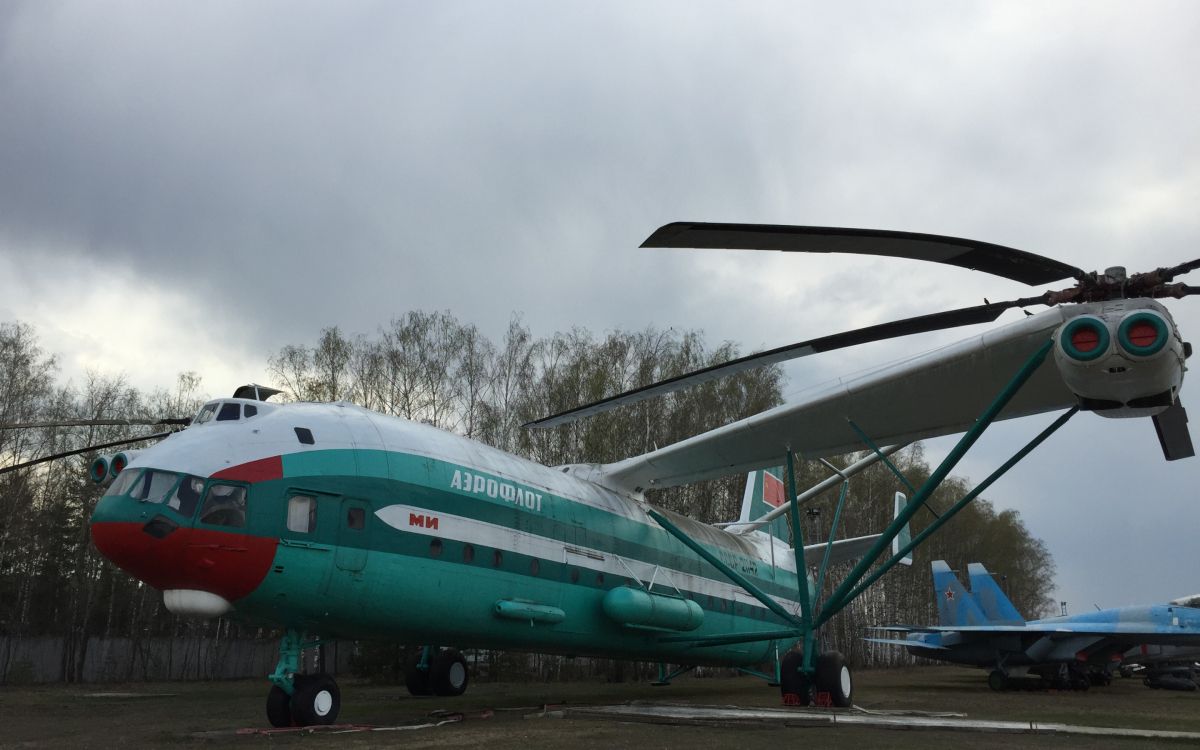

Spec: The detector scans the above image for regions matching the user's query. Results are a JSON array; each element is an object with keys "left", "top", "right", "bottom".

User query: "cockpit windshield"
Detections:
[
  {"left": 102, "top": 469, "right": 207, "bottom": 518},
  {"left": 128, "top": 470, "right": 179, "bottom": 504}
]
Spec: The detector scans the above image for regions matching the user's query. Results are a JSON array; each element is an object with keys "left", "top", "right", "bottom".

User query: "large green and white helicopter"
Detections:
[{"left": 6, "top": 222, "right": 1196, "bottom": 726}]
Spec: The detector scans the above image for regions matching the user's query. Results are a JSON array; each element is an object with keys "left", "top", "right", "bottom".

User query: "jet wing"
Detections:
[
  {"left": 865, "top": 637, "right": 948, "bottom": 650},
  {"left": 599, "top": 305, "right": 1082, "bottom": 491}
]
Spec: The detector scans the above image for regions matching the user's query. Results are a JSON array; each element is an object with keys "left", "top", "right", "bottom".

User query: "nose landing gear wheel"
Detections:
[
  {"left": 266, "top": 685, "right": 293, "bottom": 728},
  {"left": 289, "top": 674, "right": 341, "bottom": 726},
  {"left": 988, "top": 670, "right": 1009, "bottom": 692}
]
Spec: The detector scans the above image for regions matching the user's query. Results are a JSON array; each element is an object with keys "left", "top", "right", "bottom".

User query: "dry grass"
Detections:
[{"left": 3, "top": 666, "right": 1198, "bottom": 749}]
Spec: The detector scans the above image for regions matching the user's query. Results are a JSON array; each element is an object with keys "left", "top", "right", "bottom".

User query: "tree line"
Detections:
[{"left": 0, "top": 313, "right": 1054, "bottom": 682}]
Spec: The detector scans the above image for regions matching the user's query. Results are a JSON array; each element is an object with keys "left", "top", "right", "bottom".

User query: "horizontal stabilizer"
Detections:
[
  {"left": 1153, "top": 399, "right": 1195, "bottom": 461},
  {"left": 865, "top": 637, "right": 947, "bottom": 651}
]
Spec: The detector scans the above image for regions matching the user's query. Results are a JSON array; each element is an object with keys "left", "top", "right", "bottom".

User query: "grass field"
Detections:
[{"left": 3, "top": 666, "right": 1198, "bottom": 749}]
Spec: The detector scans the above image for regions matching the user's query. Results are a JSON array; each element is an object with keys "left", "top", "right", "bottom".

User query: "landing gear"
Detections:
[
  {"left": 405, "top": 646, "right": 470, "bottom": 697},
  {"left": 779, "top": 650, "right": 811, "bottom": 705},
  {"left": 815, "top": 651, "right": 853, "bottom": 707},
  {"left": 988, "top": 669, "right": 1009, "bottom": 692},
  {"left": 266, "top": 629, "right": 341, "bottom": 727},
  {"left": 780, "top": 650, "right": 852, "bottom": 707}
]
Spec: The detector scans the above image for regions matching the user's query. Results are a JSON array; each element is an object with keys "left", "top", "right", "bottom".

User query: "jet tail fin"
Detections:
[
  {"left": 967, "top": 562, "right": 1025, "bottom": 624},
  {"left": 734, "top": 466, "right": 791, "bottom": 541},
  {"left": 932, "top": 560, "right": 990, "bottom": 626}
]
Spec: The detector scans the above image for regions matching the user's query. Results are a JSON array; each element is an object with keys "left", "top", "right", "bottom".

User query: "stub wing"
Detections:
[{"left": 598, "top": 305, "right": 1079, "bottom": 491}]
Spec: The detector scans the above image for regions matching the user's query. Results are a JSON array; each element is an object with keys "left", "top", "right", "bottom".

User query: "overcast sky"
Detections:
[{"left": 2, "top": 1, "right": 1198, "bottom": 613}]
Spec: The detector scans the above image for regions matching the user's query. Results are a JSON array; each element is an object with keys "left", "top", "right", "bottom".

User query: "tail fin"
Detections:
[
  {"left": 967, "top": 562, "right": 1025, "bottom": 624},
  {"left": 932, "top": 560, "right": 990, "bottom": 626},
  {"left": 891, "top": 492, "right": 913, "bottom": 566},
  {"left": 737, "top": 466, "right": 791, "bottom": 541}
]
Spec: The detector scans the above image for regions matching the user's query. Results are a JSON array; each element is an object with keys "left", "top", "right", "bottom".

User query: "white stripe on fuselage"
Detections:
[{"left": 375, "top": 504, "right": 802, "bottom": 616}]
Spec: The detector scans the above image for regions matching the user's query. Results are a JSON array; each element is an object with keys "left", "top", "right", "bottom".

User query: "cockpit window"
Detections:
[
  {"left": 128, "top": 470, "right": 179, "bottom": 504},
  {"left": 169, "top": 475, "right": 205, "bottom": 517},
  {"left": 217, "top": 402, "right": 241, "bottom": 421},
  {"left": 199, "top": 484, "right": 247, "bottom": 528},
  {"left": 193, "top": 403, "right": 218, "bottom": 425},
  {"left": 103, "top": 468, "right": 141, "bottom": 498},
  {"left": 244, "top": 404, "right": 258, "bottom": 418}
]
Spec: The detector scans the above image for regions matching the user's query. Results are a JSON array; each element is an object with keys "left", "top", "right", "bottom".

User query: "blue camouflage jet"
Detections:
[{"left": 869, "top": 561, "right": 1200, "bottom": 691}]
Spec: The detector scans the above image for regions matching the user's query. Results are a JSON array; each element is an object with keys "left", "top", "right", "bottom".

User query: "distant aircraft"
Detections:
[{"left": 869, "top": 561, "right": 1200, "bottom": 691}]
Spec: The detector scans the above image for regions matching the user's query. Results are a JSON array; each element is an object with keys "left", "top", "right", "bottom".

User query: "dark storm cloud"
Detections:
[{"left": 1, "top": 1, "right": 1199, "bottom": 609}]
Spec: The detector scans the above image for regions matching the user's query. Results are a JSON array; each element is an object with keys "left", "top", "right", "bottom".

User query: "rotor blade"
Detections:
[
  {"left": 0, "top": 431, "right": 173, "bottom": 477},
  {"left": 0, "top": 417, "right": 189, "bottom": 430},
  {"left": 526, "top": 297, "right": 1042, "bottom": 429},
  {"left": 642, "top": 222, "right": 1087, "bottom": 286},
  {"left": 1160, "top": 258, "right": 1200, "bottom": 282},
  {"left": 1152, "top": 399, "right": 1194, "bottom": 461}
]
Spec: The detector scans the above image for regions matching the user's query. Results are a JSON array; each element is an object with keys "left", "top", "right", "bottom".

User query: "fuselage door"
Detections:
[{"left": 334, "top": 497, "right": 370, "bottom": 573}]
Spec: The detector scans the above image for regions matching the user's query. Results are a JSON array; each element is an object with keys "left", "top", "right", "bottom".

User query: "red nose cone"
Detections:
[{"left": 91, "top": 521, "right": 276, "bottom": 601}]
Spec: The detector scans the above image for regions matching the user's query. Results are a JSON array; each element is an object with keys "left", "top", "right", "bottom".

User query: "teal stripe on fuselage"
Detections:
[{"left": 231, "top": 447, "right": 800, "bottom": 666}]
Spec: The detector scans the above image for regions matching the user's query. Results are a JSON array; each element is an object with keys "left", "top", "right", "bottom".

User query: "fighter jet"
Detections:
[{"left": 869, "top": 561, "right": 1200, "bottom": 691}]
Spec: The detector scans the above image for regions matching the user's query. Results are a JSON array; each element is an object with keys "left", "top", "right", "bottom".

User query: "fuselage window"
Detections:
[
  {"left": 168, "top": 475, "right": 205, "bottom": 517},
  {"left": 346, "top": 507, "right": 365, "bottom": 530},
  {"left": 463, "top": 544, "right": 475, "bottom": 563},
  {"left": 199, "top": 484, "right": 248, "bottom": 528},
  {"left": 128, "top": 470, "right": 179, "bottom": 504},
  {"left": 216, "top": 402, "right": 240, "bottom": 421},
  {"left": 244, "top": 404, "right": 258, "bottom": 418},
  {"left": 294, "top": 427, "right": 315, "bottom": 445},
  {"left": 287, "top": 495, "right": 316, "bottom": 533},
  {"left": 429, "top": 538, "right": 443, "bottom": 557}
]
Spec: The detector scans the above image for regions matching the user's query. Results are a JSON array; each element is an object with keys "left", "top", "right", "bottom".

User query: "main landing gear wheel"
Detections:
[
  {"left": 266, "top": 685, "right": 293, "bottom": 728},
  {"left": 290, "top": 673, "right": 341, "bottom": 726},
  {"left": 815, "top": 651, "right": 853, "bottom": 708},
  {"left": 779, "top": 650, "right": 811, "bottom": 705},
  {"left": 988, "top": 670, "right": 1009, "bottom": 692},
  {"left": 430, "top": 648, "right": 469, "bottom": 697}
]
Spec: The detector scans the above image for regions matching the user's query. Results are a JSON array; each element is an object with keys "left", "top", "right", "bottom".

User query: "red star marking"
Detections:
[{"left": 944, "top": 588, "right": 955, "bottom": 601}]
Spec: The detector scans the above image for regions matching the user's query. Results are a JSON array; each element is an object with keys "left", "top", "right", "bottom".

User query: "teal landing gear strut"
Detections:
[
  {"left": 653, "top": 339, "right": 1077, "bottom": 708},
  {"left": 266, "top": 629, "right": 341, "bottom": 727}
]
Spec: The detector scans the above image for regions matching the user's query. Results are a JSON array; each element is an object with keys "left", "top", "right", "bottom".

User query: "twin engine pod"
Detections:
[
  {"left": 88, "top": 450, "right": 142, "bottom": 485},
  {"left": 1053, "top": 302, "right": 1187, "bottom": 418}
]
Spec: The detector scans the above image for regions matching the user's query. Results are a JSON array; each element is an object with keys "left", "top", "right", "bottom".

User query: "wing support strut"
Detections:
[{"left": 654, "top": 339, "right": 1073, "bottom": 685}]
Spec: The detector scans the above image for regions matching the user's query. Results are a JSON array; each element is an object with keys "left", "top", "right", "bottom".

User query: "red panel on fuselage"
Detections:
[
  {"left": 91, "top": 522, "right": 276, "bottom": 601},
  {"left": 211, "top": 455, "right": 283, "bottom": 483}
]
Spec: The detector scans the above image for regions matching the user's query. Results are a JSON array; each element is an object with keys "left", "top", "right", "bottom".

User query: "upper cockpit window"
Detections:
[
  {"left": 193, "top": 403, "right": 218, "bottom": 425},
  {"left": 217, "top": 403, "right": 241, "bottom": 421},
  {"left": 129, "top": 470, "right": 178, "bottom": 504},
  {"left": 103, "top": 468, "right": 141, "bottom": 498}
]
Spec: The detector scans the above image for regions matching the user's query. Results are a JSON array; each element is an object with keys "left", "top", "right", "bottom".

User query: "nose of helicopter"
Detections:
[{"left": 90, "top": 476, "right": 277, "bottom": 613}]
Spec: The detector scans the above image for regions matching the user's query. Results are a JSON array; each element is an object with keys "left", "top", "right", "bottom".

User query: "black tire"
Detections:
[
  {"left": 779, "top": 650, "right": 810, "bottom": 704},
  {"left": 430, "top": 648, "right": 470, "bottom": 697},
  {"left": 988, "top": 670, "right": 1008, "bottom": 692},
  {"left": 266, "top": 685, "right": 293, "bottom": 728},
  {"left": 815, "top": 651, "right": 853, "bottom": 708},
  {"left": 289, "top": 673, "right": 341, "bottom": 726},
  {"left": 405, "top": 649, "right": 433, "bottom": 696}
]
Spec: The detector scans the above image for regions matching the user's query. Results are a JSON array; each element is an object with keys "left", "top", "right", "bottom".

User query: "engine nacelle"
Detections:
[
  {"left": 1053, "top": 300, "right": 1186, "bottom": 418},
  {"left": 89, "top": 454, "right": 114, "bottom": 484},
  {"left": 110, "top": 450, "right": 142, "bottom": 478}
]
